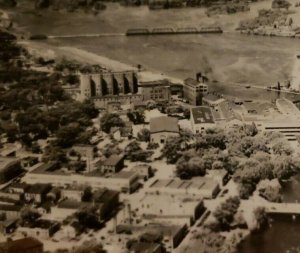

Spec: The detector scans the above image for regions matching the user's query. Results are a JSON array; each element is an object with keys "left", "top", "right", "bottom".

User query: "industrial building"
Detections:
[{"left": 183, "top": 77, "right": 208, "bottom": 106}]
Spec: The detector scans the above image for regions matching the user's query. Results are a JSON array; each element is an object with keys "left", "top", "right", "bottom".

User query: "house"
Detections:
[
  {"left": 51, "top": 199, "right": 84, "bottom": 221},
  {"left": 100, "top": 154, "right": 125, "bottom": 173},
  {"left": 0, "top": 237, "right": 44, "bottom": 253},
  {"left": 0, "top": 156, "right": 22, "bottom": 184},
  {"left": 132, "top": 164, "right": 154, "bottom": 181},
  {"left": 24, "top": 183, "right": 52, "bottom": 203},
  {"left": 21, "top": 156, "right": 39, "bottom": 169},
  {"left": 18, "top": 219, "right": 60, "bottom": 239},
  {"left": 129, "top": 242, "right": 163, "bottom": 253},
  {"left": 93, "top": 188, "right": 120, "bottom": 220},
  {"left": 61, "top": 185, "right": 85, "bottom": 202},
  {"left": 150, "top": 116, "right": 179, "bottom": 144},
  {"left": 72, "top": 144, "right": 94, "bottom": 160},
  {"left": 190, "top": 106, "right": 216, "bottom": 134},
  {"left": 0, "top": 204, "right": 22, "bottom": 220},
  {"left": 9, "top": 182, "right": 28, "bottom": 194}
]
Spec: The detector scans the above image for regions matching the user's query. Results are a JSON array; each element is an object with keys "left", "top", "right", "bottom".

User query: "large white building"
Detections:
[
  {"left": 190, "top": 106, "right": 216, "bottom": 134},
  {"left": 150, "top": 116, "right": 180, "bottom": 144}
]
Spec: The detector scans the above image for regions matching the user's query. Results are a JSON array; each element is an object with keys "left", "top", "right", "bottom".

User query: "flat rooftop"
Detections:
[
  {"left": 150, "top": 116, "right": 179, "bottom": 133},
  {"left": 191, "top": 106, "right": 215, "bottom": 124}
]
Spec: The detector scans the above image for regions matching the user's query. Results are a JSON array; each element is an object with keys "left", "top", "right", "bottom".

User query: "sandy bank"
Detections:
[{"left": 20, "top": 40, "right": 184, "bottom": 84}]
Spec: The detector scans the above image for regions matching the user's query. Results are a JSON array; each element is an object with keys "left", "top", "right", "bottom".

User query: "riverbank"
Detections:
[{"left": 20, "top": 40, "right": 185, "bottom": 84}]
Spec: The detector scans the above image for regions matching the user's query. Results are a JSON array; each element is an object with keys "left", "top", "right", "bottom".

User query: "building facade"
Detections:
[
  {"left": 150, "top": 116, "right": 179, "bottom": 144},
  {"left": 79, "top": 71, "right": 138, "bottom": 100},
  {"left": 183, "top": 78, "right": 208, "bottom": 106},
  {"left": 139, "top": 80, "right": 171, "bottom": 101}
]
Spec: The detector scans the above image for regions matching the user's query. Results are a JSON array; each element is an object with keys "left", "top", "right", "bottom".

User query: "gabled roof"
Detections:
[
  {"left": 150, "top": 116, "right": 179, "bottom": 133},
  {"left": 103, "top": 154, "right": 124, "bottom": 166},
  {"left": 191, "top": 106, "right": 215, "bottom": 124}
]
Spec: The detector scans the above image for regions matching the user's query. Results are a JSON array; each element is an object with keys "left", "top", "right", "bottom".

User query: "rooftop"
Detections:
[
  {"left": 191, "top": 106, "right": 215, "bottom": 124},
  {"left": 139, "top": 79, "right": 170, "bottom": 87},
  {"left": 0, "top": 237, "right": 43, "bottom": 252},
  {"left": 103, "top": 154, "right": 124, "bottom": 166},
  {"left": 0, "top": 204, "right": 22, "bottom": 212},
  {"left": 25, "top": 183, "right": 52, "bottom": 194},
  {"left": 0, "top": 156, "right": 20, "bottom": 171},
  {"left": 150, "top": 177, "right": 218, "bottom": 192},
  {"left": 203, "top": 93, "right": 225, "bottom": 103},
  {"left": 130, "top": 242, "right": 161, "bottom": 253},
  {"left": 184, "top": 78, "right": 206, "bottom": 88},
  {"left": 150, "top": 116, "right": 179, "bottom": 133}
]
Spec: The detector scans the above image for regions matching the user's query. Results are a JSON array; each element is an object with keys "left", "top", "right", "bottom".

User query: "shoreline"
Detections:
[{"left": 20, "top": 40, "right": 185, "bottom": 84}]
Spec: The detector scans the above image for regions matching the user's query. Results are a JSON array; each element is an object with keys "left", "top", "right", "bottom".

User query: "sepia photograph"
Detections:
[{"left": 0, "top": 0, "right": 300, "bottom": 252}]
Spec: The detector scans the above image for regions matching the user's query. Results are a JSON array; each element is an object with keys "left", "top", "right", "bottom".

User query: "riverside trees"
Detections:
[{"left": 161, "top": 126, "right": 300, "bottom": 199}]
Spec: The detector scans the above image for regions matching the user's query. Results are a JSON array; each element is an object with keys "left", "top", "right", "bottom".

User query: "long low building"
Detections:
[
  {"left": 23, "top": 163, "right": 140, "bottom": 194},
  {"left": 136, "top": 195, "right": 205, "bottom": 226},
  {"left": 146, "top": 177, "right": 220, "bottom": 199}
]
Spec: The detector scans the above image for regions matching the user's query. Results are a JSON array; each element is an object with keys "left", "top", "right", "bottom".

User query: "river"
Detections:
[
  {"left": 6, "top": 2, "right": 300, "bottom": 252},
  {"left": 238, "top": 176, "right": 300, "bottom": 253},
  {"left": 9, "top": 2, "right": 300, "bottom": 101}
]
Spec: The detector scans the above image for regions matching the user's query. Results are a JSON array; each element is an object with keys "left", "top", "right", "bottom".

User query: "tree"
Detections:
[
  {"left": 100, "top": 113, "right": 125, "bottom": 133},
  {"left": 125, "top": 141, "right": 152, "bottom": 162},
  {"left": 253, "top": 207, "right": 268, "bottom": 230},
  {"left": 82, "top": 187, "right": 93, "bottom": 202},
  {"left": 162, "top": 136, "right": 188, "bottom": 164},
  {"left": 194, "top": 128, "right": 227, "bottom": 150},
  {"left": 137, "top": 128, "right": 150, "bottom": 142},
  {"left": 42, "top": 145, "right": 68, "bottom": 166},
  {"left": 55, "top": 124, "right": 82, "bottom": 148},
  {"left": 272, "top": 140, "right": 293, "bottom": 156},
  {"left": 127, "top": 111, "right": 145, "bottom": 124},
  {"left": 213, "top": 196, "right": 240, "bottom": 231},
  {"left": 21, "top": 208, "right": 41, "bottom": 224},
  {"left": 273, "top": 155, "right": 299, "bottom": 180}
]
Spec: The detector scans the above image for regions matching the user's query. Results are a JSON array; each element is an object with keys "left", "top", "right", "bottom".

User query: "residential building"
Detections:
[
  {"left": 51, "top": 199, "right": 86, "bottom": 221},
  {"left": 100, "top": 154, "right": 125, "bottom": 173},
  {"left": 0, "top": 204, "right": 22, "bottom": 220},
  {"left": 132, "top": 164, "right": 154, "bottom": 181},
  {"left": 93, "top": 188, "right": 120, "bottom": 220},
  {"left": 190, "top": 106, "right": 216, "bottom": 134},
  {"left": 0, "top": 237, "right": 43, "bottom": 253},
  {"left": 24, "top": 183, "right": 52, "bottom": 203},
  {"left": 18, "top": 219, "right": 60, "bottom": 239},
  {"left": 150, "top": 116, "right": 179, "bottom": 143},
  {"left": 139, "top": 79, "right": 171, "bottom": 101},
  {"left": 183, "top": 78, "right": 208, "bottom": 106},
  {"left": 72, "top": 144, "right": 94, "bottom": 160}
]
